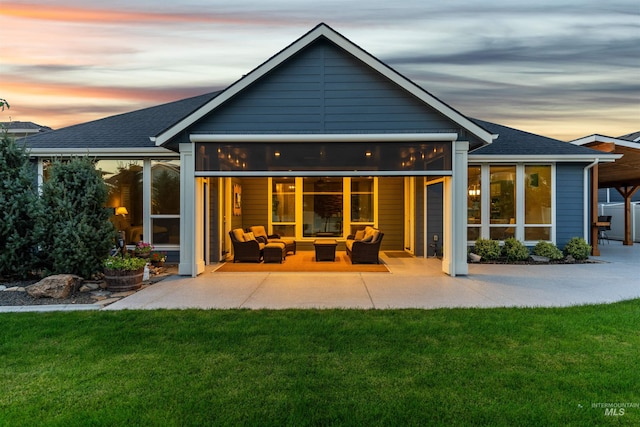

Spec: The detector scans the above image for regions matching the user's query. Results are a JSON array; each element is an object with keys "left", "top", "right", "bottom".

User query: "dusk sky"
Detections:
[{"left": 1, "top": 0, "right": 638, "bottom": 141}]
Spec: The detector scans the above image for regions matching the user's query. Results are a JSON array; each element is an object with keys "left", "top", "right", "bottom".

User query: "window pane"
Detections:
[
  {"left": 272, "top": 224, "right": 295, "bottom": 238},
  {"left": 152, "top": 160, "right": 180, "bottom": 215},
  {"left": 525, "top": 227, "right": 551, "bottom": 241},
  {"left": 303, "top": 177, "right": 343, "bottom": 237},
  {"left": 467, "top": 226, "right": 480, "bottom": 241},
  {"left": 152, "top": 218, "right": 180, "bottom": 245},
  {"left": 351, "top": 178, "right": 374, "bottom": 222},
  {"left": 468, "top": 166, "right": 481, "bottom": 224},
  {"left": 525, "top": 165, "right": 551, "bottom": 225},
  {"left": 490, "top": 166, "right": 516, "bottom": 224},
  {"left": 272, "top": 178, "right": 295, "bottom": 222},
  {"left": 490, "top": 226, "right": 515, "bottom": 240},
  {"left": 97, "top": 160, "right": 143, "bottom": 244}
]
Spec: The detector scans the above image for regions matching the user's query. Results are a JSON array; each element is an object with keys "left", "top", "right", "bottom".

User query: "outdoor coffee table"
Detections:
[{"left": 313, "top": 239, "right": 337, "bottom": 262}]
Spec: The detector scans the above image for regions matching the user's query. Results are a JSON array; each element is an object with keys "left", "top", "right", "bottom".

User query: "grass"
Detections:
[{"left": 1, "top": 301, "right": 639, "bottom": 426}]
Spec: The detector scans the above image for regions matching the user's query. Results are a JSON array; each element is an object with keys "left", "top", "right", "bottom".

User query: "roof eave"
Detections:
[
  {"left": 28, "top": 147, "right": 178, "bottom": 157},
  {"left": 468, "top": 153, "right": 622, "bottom": 163}
]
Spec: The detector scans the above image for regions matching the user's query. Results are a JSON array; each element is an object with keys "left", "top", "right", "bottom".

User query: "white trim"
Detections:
[
  {"left": 190, "top": 132, "right": 459, "bottom": 143},
  {"left": 469, "top": 154, "right": 620, "bottom": 163},
  {"left": 29, "top": 147, "right": 177, "bottom": 157},
  {"left": 570, "top": 134, "right": 640, "bottom": 150},
  {"left": 155, "top": 24, "right": 494, "bottom": 146},
  {"left": 195, "top": 171, "right": 453, "bottom": 177}
]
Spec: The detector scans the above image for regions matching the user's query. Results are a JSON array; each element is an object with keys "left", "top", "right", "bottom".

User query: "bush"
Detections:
[
  {"left": 0, "top": 131, "right": 44, "bottom": 278},
  {"left": 502, "top": 238, "right": 530, "bottom": 261},
  {"left": 563, "top": 237, "right": 591, "bottom": 260},
  {"left": 533, "top": 241, "right": 564, "bottom": 260},
  {"left": 473, "top": 238, "right": 502, "bottom": 260},
  {"left": 38, "top": 157, "right": 115, "bottom": 278},
  {"left": 103, "top": 255, "right": 148, "bottom": 271}
]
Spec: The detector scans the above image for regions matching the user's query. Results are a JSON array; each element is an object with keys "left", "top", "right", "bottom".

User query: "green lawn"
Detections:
[{"left": 1, "top": 301, "right": 639, "bottom": 426}]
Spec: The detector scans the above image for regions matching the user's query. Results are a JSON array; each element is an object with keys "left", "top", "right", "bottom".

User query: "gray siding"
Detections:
[
  {"left": 239, "top": 178, "right": 269, "bottom": 230},
  {"left": 556, "top": 163, "right": 587, "bottom": 247},
  {"left": 378, "top": 177, "right": 404, "bottom": 250},
  {"left": 426, "top": 182, "right": 444, "bottom": 257},
  {"left": 191, "top": 39, "right": 459, "bottom": 135}
]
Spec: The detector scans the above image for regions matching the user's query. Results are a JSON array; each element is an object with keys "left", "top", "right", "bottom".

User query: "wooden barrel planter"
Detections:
[{"left": 104, "top": 268, "right": 144, "bottom": 292}]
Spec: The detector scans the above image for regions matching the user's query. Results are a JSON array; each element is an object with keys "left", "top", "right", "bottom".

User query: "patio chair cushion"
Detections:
[
  {"left": 243, "top": 231, "right": 256, "bottom": 241},
  {"left": 232, "top": 228, "right": 245, "bottom": 242},
  {"left": 354, "top": 229, "right": 366, "bottom": 240}
]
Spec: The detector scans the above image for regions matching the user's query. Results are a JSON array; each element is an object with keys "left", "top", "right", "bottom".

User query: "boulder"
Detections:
[{"left": 26, "top": 274, "right": 83, "bottom": 299}]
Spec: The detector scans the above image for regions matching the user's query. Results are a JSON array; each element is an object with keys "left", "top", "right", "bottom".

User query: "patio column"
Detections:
[
  {"left": 179, "top": 142, "right": 197, "bottom": 276},
  {"left": 616, "top": 185, "right": 639, "bottom": 245},
  {"left": 442, "top": 140, "right": 469, "bottom": 276}
]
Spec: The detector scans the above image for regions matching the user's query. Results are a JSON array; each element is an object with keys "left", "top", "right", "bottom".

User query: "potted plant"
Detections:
[
  {"left": 103, "top": 254, "right": 148, "bottom": 291},
  {"left": 149, "top": 251, "right": 167, "bottom": 267},
  {"left": 134, "top": 241, "right": 153, "bottom": 258}
]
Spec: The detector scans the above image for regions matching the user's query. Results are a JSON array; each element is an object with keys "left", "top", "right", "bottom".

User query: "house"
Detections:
[
  {"left": 18, "top": 23, "right": 619, "bottom": 276},
  {"left": 1, "top": 121, "right": 52, "bottom": 138}
]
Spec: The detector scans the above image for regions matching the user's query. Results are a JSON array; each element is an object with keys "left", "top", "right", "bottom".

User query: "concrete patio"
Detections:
[{"left": 103, "top": 240, "right": 640, "bottom": 310}]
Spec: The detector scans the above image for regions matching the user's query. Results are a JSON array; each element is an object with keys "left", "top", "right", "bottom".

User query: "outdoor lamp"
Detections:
[{"left": 115, "top": 206, "right": 128, "bottom": 216}]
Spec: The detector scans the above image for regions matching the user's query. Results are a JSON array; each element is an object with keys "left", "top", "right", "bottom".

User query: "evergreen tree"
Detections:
[
  {"left": 0, "top": 131, "right": 43, "bottom": 278},
  {"left": 38, "top": 157, "right": 116, "bottom": 278}
]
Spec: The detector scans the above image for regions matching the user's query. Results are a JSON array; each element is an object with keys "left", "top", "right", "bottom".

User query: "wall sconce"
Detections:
[{"left": 115, "top": 206, "right": 129, "bottom": 216}]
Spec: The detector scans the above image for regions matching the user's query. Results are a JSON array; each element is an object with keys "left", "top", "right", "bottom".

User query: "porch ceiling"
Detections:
[{"left": 585, "top": 142, "right": 640, "bottom": 188}]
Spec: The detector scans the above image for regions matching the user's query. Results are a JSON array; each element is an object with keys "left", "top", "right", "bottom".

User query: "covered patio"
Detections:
[{"left": 572, "top": 135, "right": 640, "bottom": 254}]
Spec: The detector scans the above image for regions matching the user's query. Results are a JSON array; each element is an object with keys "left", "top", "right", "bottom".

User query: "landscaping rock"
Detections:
[
  {"left": 26, "top": 274, "right": 83, "bottom": 299},
  {"left": 80, "top": 283, "right": 101, "bottom": 292},
  {"left": 0, "top": 285, "right": 6, "bottom": 291},
  {"left": 531, "top": 255, "right": 550, "bottom": 263},
  {"left": 566, "top": 255, "right": 575, "bottom": 263}
]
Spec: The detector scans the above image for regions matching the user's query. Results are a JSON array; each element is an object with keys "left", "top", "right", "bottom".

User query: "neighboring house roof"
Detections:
[
  {"left": 18, "top": 91, "right": 220, "bottom": 155},
  {"left": 1, "top": 121, "right": 52, "bottom": 135},
  {"left": 618, "top": 131, "right": 640, "bottom": 142},
  {"left": 469, "top": 119, "right": 618, "bottom": 161},
  {"left": 152, "top": 23, "right": 496, "bottom": 147}
]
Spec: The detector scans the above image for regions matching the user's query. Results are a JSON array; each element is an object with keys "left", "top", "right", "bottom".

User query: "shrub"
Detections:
[
  {"left": 473, "top": 238, "right": 502, "bottom": 260},
  {"left": 38, "top": 157, "right": 116, "bottom": 278},
  {"left": 533, "top": 241, "right": 564, "bottom": 260},
  {"left": 563, "top": 237, "right": 591, "bottom": 260},
  {"left": 502, "top": 238, "right": 530, "bottom": 261},
  {"left": 103, "top": 254, "right": 148, "bottom": 271},
  {"left": 0, "top": 131, "right": 44, "bottom": 278}
]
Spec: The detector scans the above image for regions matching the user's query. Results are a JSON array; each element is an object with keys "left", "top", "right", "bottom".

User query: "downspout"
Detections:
[{"left": 583, "top": 159, "right": 599, "bottom": 240}]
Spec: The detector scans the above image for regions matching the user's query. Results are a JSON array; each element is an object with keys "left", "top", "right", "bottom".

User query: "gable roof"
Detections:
[
  {"left": 618, "top": 131, "right": 640, "bottom": 142},
  {"left": 153, "top": 23, "right": 495, "bottom": 146},
  {"left": 469, "top": 119, "right": 620, "bottom": 162},
  {"left": 19, "top": 91, "right": 220, "bottom": 155}
]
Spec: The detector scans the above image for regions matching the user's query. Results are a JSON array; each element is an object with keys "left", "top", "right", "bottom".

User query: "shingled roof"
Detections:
[
  {"left": 19, "top": 91, "right": 220, "bottom": 150},
  {"left": 469, "top": 119, "right": 605, "bottom": 157}
]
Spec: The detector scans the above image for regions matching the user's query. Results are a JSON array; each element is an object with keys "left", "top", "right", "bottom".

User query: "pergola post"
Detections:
[{"left": 616, "top": 186, "right": 640, "bottom": 246}]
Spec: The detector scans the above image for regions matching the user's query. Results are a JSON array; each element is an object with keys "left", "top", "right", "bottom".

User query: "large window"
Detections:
[
  {"left": 489, "top": 165, "right": 516, "bottom": 240},
  {"left": 151, "top": 160, "right": 180, "bottom": 245},
  {"left": 97, "top": 160, "right": 144, "bottom": 244},
  {"left": 524, "top": 165, "right": 552, "bottom": 241},
  {"left": 269, "top": 177, "right": 377, "bottom": 239},
  {"left": 271, "top": 178, "right": 296, "bottom": 238},
  {"left": 303, "top": 177, "right": 343, "bottom": 237},
  {"left": 468, "top": 164, "right": 554, "bottom": 243},
  {"left": 467, "top": 166, "right": 481, "bottom": 241}
]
